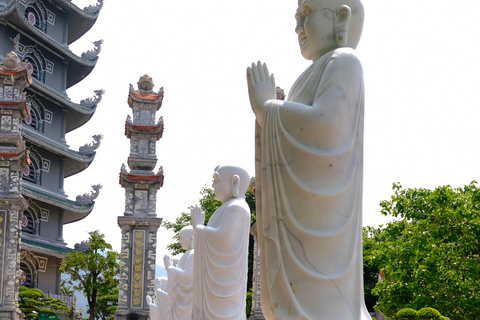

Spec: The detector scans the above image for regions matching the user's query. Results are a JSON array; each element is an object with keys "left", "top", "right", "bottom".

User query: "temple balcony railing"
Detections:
[{"left": 45, "top": 292, "right": 76, "bottom": 307}]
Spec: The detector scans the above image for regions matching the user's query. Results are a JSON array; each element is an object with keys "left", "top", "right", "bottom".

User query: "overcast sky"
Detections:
[{"left": 62, "top": 0, "right": 480, "bottom": 263}]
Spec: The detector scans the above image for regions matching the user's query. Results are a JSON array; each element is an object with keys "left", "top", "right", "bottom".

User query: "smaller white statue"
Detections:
[
  {"left": 164, "top": 226, "right": 195, "bottom": 320},
  {"left": 146, "top": 295, "right": 157, "bottom": 320},
  {"left": 156, "top": 276, "right": 170, "bottom": 320},
  {"left": 192, "top": 165, "right": 251, "bottom": 320}
]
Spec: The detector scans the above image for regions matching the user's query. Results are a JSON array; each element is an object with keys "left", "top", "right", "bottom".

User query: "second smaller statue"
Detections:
[
  {"left": 191, "top": 165, "right": 251, "bottom": 320},
  {"left": 164, "top": 226, "right": 195, "bottom": 320}
]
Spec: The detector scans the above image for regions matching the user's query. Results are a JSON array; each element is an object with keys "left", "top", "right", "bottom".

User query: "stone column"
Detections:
[
  {"left": 249, "top": 222, "right": 265, "bottom": 320},
  {"left": 56, "top": 209, "right": 64, "bottom": 242},
  {"left": 115, "top": 75, "right": 164, "bottom": 320}
]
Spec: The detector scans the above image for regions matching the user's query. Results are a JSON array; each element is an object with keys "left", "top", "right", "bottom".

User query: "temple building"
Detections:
[{"left": 0, "top": 0, "right": 104, "bottom": 307}]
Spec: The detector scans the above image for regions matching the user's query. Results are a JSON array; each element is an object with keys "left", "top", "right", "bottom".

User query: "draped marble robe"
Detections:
[
  {"left": 166, "top": 249, "right": 194, "bottom": 320},
  {"left": 192, "top": 198, "right": 250, "bottom": 320},
  {"left": 157, "top": 277, "right": 170, "bottom": 320},
  {"left": 255, "top": 47, "right": 371, "bottom": 320}
]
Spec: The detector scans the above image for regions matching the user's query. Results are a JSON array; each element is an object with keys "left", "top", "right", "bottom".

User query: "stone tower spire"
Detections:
[
  {"left": 0, "top": 52, "right": 31, "bottom": 320},
  {"left": 115, "top": 75, "right": 164, "bottom": 320}
]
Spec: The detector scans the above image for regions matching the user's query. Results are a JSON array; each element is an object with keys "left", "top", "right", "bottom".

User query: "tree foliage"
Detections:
[
  {"left": 19, "top": 286, "right": 67, "bottom": 320},
  {"left": 59, "top": 231, "right": 120, "bottom": 320},
  {"left": 363, "top": 182, "right": 480, "bottom": 320}
]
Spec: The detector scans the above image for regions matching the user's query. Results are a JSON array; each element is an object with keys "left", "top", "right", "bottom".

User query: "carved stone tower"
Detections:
[
  {"left": 115, "top": 75, "right": 164, "bottom": 320},
  {"left": 0, "top": 52, "right": 31, "bottom": 320}
]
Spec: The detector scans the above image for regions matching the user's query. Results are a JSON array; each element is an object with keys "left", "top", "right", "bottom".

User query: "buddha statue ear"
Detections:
[
  {"left": 189, "top": 234, "right": 194, "bottom": 249},
  {"left": 231, "top": 174, "right": 240, "bottom": 198},
  {"left": 335, "top": 5, "right": 352, "bottom": 47}
]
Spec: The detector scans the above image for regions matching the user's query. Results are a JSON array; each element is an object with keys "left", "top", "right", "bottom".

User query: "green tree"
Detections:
[
  {"left": 95, "top": 288, "right": 118, "bottom": 320},
  {"left": 18, "top": 286, "right": 67, "bottom": 319},
  {"left": 363, "top": 182, "right": 480, "bottom": 320},
  {"left": 59, "top": 231, "right": 120, "bottom": 320}
]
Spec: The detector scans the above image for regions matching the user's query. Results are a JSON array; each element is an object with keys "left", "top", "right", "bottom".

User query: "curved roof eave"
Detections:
[
  {"left": 52, "top": 0, "right": 102, "bottom": 45},
  {"left": 22, "top": 127, "right": 95, "bottom": 177},
  {"left": 0, "top": 11, "right": 98, "bottom": 82},
  {"left": 22, "top": 183, "right": 94, "bottom": 224},
  {"left": 28, "top": 81, "right": 98, "bottom": 132},
  {"left": 0, "top": 0, "right": 101, "bottom": 45}
]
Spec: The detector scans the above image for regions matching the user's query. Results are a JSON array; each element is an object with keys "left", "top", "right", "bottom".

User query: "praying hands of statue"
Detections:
[
  {"left": 247, "top": 61, "right": 276, "bottom": 124},
  {"left": 191, "top": 205, "right": 205, "bottom": 229},
  {"left": 163, "top": 254, "right": 172, "bottom": 268}
]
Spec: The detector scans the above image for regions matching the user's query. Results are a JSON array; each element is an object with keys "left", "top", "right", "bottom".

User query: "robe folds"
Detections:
[
  {"left": 193, "top": 198, "right": 250, "bottom": 320},
  {"left": 255, "top": 48, "right": 371, "bottom": 320},
  {"left": 166, "top": 249, "right": 194, "bottom": 320},
  {"left": 157, "top": 287, "right": 171, "bottom": 320}
]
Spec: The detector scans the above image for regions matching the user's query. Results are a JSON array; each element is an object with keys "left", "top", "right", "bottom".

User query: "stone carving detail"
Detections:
[
  {"left": 81, "top": 40, "right": 103, "bottom": 60},
  {"left": 12, "top": 34, "right": 20, "bottom": 55},
  {"left": 79, "top": 89, "right": 104, "bottom": 108},
  {"left": 130, "top": 230, "right": 145, "bottom": 308},
  {"left": 118, "top": 226, "right": 131, "bottom": 307},
  {"left": 83, "top": 0, "right": 104, "bottom": 14},
  {"left": 75, "top": 184, "right": 102, "bottom": 205},
  {"left": 0, "top": 168, "right": 9, "bottom": 192},
  {"left": 78, "top": 134, "right": 103, "bottom": 155}
]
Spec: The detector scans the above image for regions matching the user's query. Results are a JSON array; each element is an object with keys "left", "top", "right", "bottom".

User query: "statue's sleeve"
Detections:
[{"left": 276, "top": 50, "right": 364, "bottom": 153}]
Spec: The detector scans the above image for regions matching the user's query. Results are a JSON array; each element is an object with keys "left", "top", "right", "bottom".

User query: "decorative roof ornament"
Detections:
[
  {"left": 79, "top": 89, "right": 104, "bottom": 107},
  {"left": 81, "top": 39, "right": 103, "bottom": 60},
  {"left": 75, "top": 184, "right": 102, "bottom": 205},
  {"left": 121, "top": 163, "right": 127, "bottom": 173},
  {"left": 137, "top": 74, "right": 154, "bottom": 91},
  {"left": 83, "top": 0, "right": 104, "bottom": 14},
  {"left": 2, "top": 51, "right": 22, "bottom": 70},
  {"left": 12, "top": 34, "right": 20, "bottom": 55},
  {"left": 78, "top": 134, "right": 103, "bottom": 155}
]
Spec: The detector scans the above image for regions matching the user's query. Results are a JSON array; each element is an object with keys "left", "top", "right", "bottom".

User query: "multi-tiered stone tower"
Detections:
[
  {"left": 0, "top": 52, "right": 31, "bottom": 320},
  {"left": 115, "top": 75, "right": 164, "bottom": 320}
]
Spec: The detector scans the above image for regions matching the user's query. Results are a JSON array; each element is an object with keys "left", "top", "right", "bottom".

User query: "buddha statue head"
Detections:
[
  {"left": 212, "top": 165, "right": 250, "bottom": 203},
  {"left": 179, "top": 225, "right": 194, "bottom": 250},
  {"left": 295, "top": 0, "right": 364, "bottom": 61}
]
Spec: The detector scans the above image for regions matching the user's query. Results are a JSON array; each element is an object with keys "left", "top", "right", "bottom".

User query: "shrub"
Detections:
[
  {"left": 417, "top": 307, "right": 441, "bottom": 320},
  {"left": 396, "top": 308, "right": 417, "bottom": 320}
]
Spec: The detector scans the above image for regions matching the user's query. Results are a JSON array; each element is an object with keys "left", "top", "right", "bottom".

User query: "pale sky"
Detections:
[{"left": 62, "top": 0, "right": 480, "bottom": 264}]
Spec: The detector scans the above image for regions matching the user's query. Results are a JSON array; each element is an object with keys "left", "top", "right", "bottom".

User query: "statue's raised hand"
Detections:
[
  {"left": 191, "top": 205, "right": 205, "bottom": 229},
  {"left": 247, "top": 61, "right": 276, "bottom": 121},
  {"left": 163, "top": 254, "right": 172, "bottom": 268}
]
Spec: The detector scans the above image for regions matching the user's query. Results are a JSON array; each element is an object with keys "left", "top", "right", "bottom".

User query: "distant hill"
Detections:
[{"left": 156, "top": 264, "right": 167, "bottom": 278}]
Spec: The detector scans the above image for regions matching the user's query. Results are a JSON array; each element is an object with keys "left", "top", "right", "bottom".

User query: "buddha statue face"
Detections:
[
  {"left": 295, "top": 0, "right": 364, "bottom": 61},
  {"left": 179, "top": 227, "right": 194, "bottom": 250},
  {"left": 211, "top": 165, "right": 250, "bottom": 203},
  {"left": 212, "top": 168, "right": 232, "bottom": 203}
]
